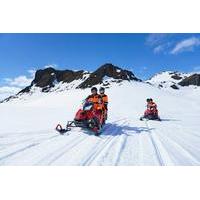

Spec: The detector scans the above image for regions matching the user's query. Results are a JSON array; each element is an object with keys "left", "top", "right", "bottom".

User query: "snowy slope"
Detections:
[
  {"left": 0, "top": 86, "right": 21, "bottom": 101},
  {"left": 0, "top": 81, "right": 200, "bottom": 166},
  {"left": 146, "top": 71, "right": 190, "bottom": 89}
]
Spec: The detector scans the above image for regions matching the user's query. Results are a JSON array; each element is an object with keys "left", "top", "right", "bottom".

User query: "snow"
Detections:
[
  {"left": 0, "top": 86, "right": 21, "bottom": 101},
  {"left": 146, "top": 71, "right": 190, "bottom": 89},
  {"left": 0, "top": 81, "right": 200, "bottom": 165}
]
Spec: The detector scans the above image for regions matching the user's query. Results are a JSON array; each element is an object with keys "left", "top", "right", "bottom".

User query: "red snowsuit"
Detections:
[{"left": 144, "top": 102, "right": 158, "bottom": 116}]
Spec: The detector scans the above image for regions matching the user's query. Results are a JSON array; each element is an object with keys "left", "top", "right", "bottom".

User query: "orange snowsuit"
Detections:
[
  {"left": 86, "top": 94, "right": 102, "bottom": 110},
  {"left": 99, "top": 94, "right": 108, "bottom": 120},
  {"left": 100, "top": 94, "right": 108, "bottom": 111}
]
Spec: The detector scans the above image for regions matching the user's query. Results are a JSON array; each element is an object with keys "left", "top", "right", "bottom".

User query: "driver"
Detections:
[{"left": 85, "top": 87, "right": 102, "bottom": 110}]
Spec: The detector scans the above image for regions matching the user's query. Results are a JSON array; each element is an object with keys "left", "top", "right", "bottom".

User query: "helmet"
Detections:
[
  {"left": 149, "top": 98, "right": 153, "bottom": 102},
  {"left": 91, "top": 87, "right": 97, "bottom": 92},
  {"left": 99, "top": 87, "right": 105, "bottom": 93},
  {"left": 146, "top": 98, "right": 151, "bottom": 102}
]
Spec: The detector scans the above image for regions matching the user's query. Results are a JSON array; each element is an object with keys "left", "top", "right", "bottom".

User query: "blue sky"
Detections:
[{"left": 1, "top": 33, "right": 200, "bottom": 91}]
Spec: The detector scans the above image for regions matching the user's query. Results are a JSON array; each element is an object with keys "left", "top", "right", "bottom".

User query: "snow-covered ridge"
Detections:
[
  {"left": 2, "top": 65, "right": 200, "bottom": 103},
  {"left": 1, "top": 63, "right": 140, "bottom": 103},
  {"left": 146, "top": 71, "right": 191, "bottom": 89}
]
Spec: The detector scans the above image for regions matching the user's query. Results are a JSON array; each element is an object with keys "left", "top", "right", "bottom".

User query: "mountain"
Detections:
[
  {"left": 179, "top": 73, "right": 200, "bottom": 87},
  {"left": 19, "top": 67, "right": 90, "bottom": 93},
  {"left": 146, "top": 71, "right": 191, "bottom": 89},
  {"left": 2, "top": 65, "right": 200, "bottom": 104},
  {"left": 1, "top": 63, "right": 140, "bottom": 102},
  {"left": 78, "top": 63, "right": 140, "bottom": 88}
]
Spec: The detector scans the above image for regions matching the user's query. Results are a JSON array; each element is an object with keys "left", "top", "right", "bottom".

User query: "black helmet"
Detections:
[
  {"left": 146, "top": 98, "right": 151, "bottom": 102},
  {"left": 99, "top": 87, "right": 105, "bottom": 93},
  {"left": 149, "top": 98, "right": 153, "bottom": 101},
  {"left": 91, "top": 87, "right": 97, "bottom": 92}
]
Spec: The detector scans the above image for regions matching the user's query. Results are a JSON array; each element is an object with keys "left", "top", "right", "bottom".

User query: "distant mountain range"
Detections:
[
  {"left": 146, "top": 71, "right": 200, "bottom": 89},
  {"left": 1, "top": 63, "right": 141, "bottom": 102},
  {"left": 1, "top": 63, "right": 200, "bottom": 103}
]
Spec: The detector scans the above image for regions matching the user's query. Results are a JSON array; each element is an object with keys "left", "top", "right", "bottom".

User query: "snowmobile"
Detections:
[
  {"left": 140, "top": 108, "right": 161, "bottom": 121},
  {"left": 56, "top": 100, "right": 106, "bottom": 136}
]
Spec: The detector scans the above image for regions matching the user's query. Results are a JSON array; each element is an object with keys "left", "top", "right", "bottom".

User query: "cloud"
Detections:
[
  {"left": 0, "top": 86, "right": 21, "bottom": 101},
  {"left": 27, "top": 69, "right": 36, "bottom": 77},
  {"left": 0, "top": 69, "right": 36, "bottom": 100},
  {"left": 4, "top": 76, "right": 32, "bottom": 87},
  {"left": 153, "top": 45, "right": 165, "bottom": 54},
  {"left": 0, "top": 64, "right": 57, "bottom": 100},
  {"left": 0, "top": 86, "right": 20, "bottom": 94},
  {"left": 146, "top": 34, "right": 174, "bottom": 54},
  {"left": 4, "top": 69, "right": 35, "bottom": 88},
  {"left": 141, "top": 66, "right": 148, "bottom": 71},
  {"left": 170, "top": 37, "right": 200, "bottom": 54},
  {"left": 146, "top": 34, "right": 169, "bottom": 46},
  {"left": 0, "top": 64, "right": 55, "bottom": 100}
]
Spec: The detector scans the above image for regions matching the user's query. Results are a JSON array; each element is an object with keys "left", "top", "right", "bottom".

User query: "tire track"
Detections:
[
  {"left": 113, "top": 134, "right": 128, "bottom": 165},
  {"left": 81, "top": 136, "right": 115, "bottom": 166},
  {"left": 156, "top": 128, "right": 200, "bottom": 165},
  {"left": 0, "top": 129, "right": 53, "bottom": 138},
  {"left": 138, "top": 133, "right": 144, "bottom": 165},
  {"left": 149, "top": 121, "right": 200, "bottom": 165},
  {"left": 0, "top": 143, "right": 40, "bottom": 163},
  {"left": 0, "top": 133, "right": 57, "bottom": 148},
  {"left": 0, "top": 118, "right": 129, "bottom": 166},
  {"left": 38, "top": 122, "right": 121, "bottom": 165},
  {"left": 0, "top": 135, "right": 59, "bottom": 164},
  {"left": 144, "top": 120, "right": 165, "bottom": 166},
  {"left": 36, "top": 134, "right": 89, "bottom": 165},
  {"left": 81, "top": 120, "right": 128, "bottom": 166}
]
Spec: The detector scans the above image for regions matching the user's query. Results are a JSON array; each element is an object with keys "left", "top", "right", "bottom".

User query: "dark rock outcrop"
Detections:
[
  {"left": 78, "top": 63, "right": 140, "bottom": 89},
  {"left": 179, "top": 74, "right": 200, "bottom": 86},
  {"left": 171, "top": 84, "right": 179, "bottom": 89},
  {"left": 1, "top": 63, "right": 141, "bottom": 103},
  {"left": 19, "top": 67, "right": 89, "bottom": 93},
  {"left": 19, "top": 63, "right": 140, "bottom": 93},
  {"left": 171, "top": 74, "right": 182, "bottom": 80}
]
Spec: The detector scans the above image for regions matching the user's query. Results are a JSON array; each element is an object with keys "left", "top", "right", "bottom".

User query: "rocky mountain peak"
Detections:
[{"left": 78, "top": 63, "right": 141, "bottom": 88}]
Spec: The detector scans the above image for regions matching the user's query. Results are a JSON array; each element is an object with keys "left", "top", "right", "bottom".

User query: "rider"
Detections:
[
  {"left": 86, "top": 87, "right": 102, "bottom": 110},
  {"left": 99, "top": 87, "right": 108, "bottom": 119},
  {"left": 144, "top": 98, "right": 158, "bottom": 117}
]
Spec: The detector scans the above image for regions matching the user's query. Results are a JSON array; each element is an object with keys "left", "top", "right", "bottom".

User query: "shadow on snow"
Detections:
[{"left": 101, "top": 123, "right": 155, "bottom": 136}]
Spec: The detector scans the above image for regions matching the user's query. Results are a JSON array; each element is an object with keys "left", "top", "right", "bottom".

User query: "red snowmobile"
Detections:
[
  {"left": 140, "top": 100, "right": 161, "bottom": 121},
  {"left": 56, "top": 100, "right": 106, "bottom": 136},
  {"left": 140, "top": 108, "right": 161, "bottom": 121}
]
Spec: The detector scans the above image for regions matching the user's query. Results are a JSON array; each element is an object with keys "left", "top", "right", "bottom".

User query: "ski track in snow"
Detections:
[
  {"left": 80, "top": 120, "right": 128, "bottom": 166},
  {"left": 37, "top": 134, "right": 89, "bottom": 165},
  {"left": 0, "top": 116, "right": 200, "bottom": 166},
  {"left": 144, "top": 120, "right": 165, "bottom": 166},
  {"left": 154, "top": 126, "right": 200, "bottom": 165}
]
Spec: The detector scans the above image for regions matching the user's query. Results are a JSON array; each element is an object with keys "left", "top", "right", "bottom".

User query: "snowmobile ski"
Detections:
[
  {"left": 140, "top": 116, "right": 161, "bottom": 121},
  {"left": 55, "top": 124, "right": 71, "bottom": 135}
]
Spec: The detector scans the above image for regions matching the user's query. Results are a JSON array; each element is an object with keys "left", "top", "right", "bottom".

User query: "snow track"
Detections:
[
  {"left": 144, "top": 120, "right": 165, "bottom": 165},
  {"left": 81, "top": 120, "right": 128, "bottom": 166},
  {"left": 0, "top": 117, "right": 199, "bottom": 165}
]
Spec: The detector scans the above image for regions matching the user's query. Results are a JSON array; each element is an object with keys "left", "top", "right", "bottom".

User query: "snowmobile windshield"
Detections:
[{"left": 83, "top": 102, "right": 93, "bottom": 111}]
